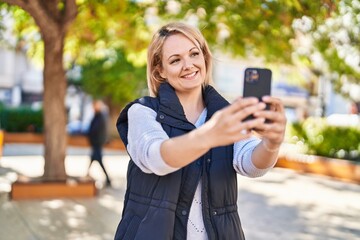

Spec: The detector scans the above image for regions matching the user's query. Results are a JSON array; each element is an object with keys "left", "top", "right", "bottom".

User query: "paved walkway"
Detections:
[{"left": 0, "top": 144, "right": 360, "bottom": 240}]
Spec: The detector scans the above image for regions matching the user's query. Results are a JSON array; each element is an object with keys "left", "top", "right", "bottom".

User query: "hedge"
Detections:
[
  {"left": 0, "top": 105, "right": 43, "bottom": 133},
  {"left": 287, "top": 117, "right": 360, "bottom": 162}
]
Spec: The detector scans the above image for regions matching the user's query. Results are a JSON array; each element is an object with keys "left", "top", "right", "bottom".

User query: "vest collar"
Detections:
[{"left": 156, "top": 82, "right": 229, "bottom": 130}]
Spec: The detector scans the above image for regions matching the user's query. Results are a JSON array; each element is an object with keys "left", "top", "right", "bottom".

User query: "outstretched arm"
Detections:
[{"left": 161, "top": 97, "right": 266, "bottom": 168}]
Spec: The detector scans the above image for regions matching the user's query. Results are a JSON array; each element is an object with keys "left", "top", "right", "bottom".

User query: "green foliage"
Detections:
[
  {"left": 293, "top": 0, "right": 360, "bottom": 101},
  {"left": 65, "top": 1, "right": 150, "bottom": 108},
  {"left": 68, "top": 0, "right": 150, "bottom": 67},
  {"left": 0, "top": 4, "right": 42, "bottom": 64},
  {"left": 287, "top": 117, "right": 360, "bottom": 161},
  {"left": 2, "top": 0, "right": 351, "bottom": 107},
  {"left": 78, "top": 48, "right": 147, "bottom": 107},
  {"left": 0, "top": 105, "right": 43, "bottom": 133},
  {"left": 152, "top": 0, "right": 335, "bottom": 62}
]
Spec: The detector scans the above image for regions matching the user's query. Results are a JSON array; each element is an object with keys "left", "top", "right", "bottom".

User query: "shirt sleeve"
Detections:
[
  {"left": 127, "top": 103, "right": 180, "bottom": 176},
  {"left": 233, "top": 137, "right": 277, "bottom": 178}
]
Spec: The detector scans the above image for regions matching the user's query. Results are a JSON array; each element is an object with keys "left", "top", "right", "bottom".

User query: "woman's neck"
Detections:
[{"left": 177, "top": 88, "right": 205, "bottom": 124}]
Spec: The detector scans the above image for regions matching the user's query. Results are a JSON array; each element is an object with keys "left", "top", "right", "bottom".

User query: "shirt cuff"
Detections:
[{"left": 242, "top": 147, "right": 277, "bottom": 178}]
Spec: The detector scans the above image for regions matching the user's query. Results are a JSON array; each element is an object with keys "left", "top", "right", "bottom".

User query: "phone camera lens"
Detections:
[{"left": 246, "top": 69, "right": 259, "bottom": 83}]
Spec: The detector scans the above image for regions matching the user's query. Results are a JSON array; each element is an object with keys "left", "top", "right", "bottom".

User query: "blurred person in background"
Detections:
[
  {"left": 115, "top": 22, "right": 286, "bottom": 239},
  {"left": 87, "top": 99, "right": 111, "bottom": 187}
]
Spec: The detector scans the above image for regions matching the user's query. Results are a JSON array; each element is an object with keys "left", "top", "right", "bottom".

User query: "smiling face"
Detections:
[{"left": 159, "top": 33, "right": 206, "bottom": 95}]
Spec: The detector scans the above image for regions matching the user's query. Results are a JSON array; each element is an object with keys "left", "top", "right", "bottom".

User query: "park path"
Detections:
[{"left": 0, "top": 143, "right": 359, "bottom": 240}]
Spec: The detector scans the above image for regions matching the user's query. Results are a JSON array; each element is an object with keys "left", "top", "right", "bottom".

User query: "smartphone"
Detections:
[{"left": 243, "top": 68, "right": 272, "bottom": 121}]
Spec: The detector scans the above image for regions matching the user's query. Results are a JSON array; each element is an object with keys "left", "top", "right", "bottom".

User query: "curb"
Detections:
[
  {"left": 4, "top": 132, "right": 360, "bottom": 184},
  {"left": 3, "top": 132, "right": 125, "bottom": 150},
  {"left": 10, "top": 176, "right": 97, "bottom": 200},
  {"left": 276, "top": 153, "right": 360, "bottom": 184}
]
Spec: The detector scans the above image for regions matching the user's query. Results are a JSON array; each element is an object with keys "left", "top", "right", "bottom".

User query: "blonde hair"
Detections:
[{"left": 147, "top": 22, "right": 213, "bottom": 96}]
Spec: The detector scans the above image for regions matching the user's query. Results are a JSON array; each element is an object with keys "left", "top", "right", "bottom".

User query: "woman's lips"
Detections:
[{"left": 182, "top": 71, "right": 198, "bottom": 79}]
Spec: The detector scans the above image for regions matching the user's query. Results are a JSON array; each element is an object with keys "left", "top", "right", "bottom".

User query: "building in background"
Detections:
[
  {"left": 0, "top": 11, "right": 43, "bottom": 108},
  {"left": 0, "top": 42, "right": 43, "bottom": 108}
]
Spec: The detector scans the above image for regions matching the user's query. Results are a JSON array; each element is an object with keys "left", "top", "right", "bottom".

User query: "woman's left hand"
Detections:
[{"left": 252, "top": 96, "right": 287, "bottom": 148}]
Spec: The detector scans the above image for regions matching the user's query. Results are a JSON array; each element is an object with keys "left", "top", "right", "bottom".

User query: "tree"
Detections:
[
  {"left": 0, "top": 0, "right": 152, "bottom": 182},
  {"left": 76, "top": 48, "right": 147, "bottom": 137},
  {"left": 0, "top": 0, "right": 339, "bottom": 182},
  {"left": 79, "top": 49, "right": 146, "bottom": 106},
  {"left": 65, "top": 1, "right": 149, "bottom": 136},
  {"left": 1, "top": 0, "right": 77, "bottom": 181},
  {"left": 0, "top": 0, "right": 152, "bottom": 181},
  {"left": 145, "top": 0, "right": 336, "bottom": 62},
  {"left": 292, "top": 0, "right": 360, "bottom": 102},
  {"left": 74, "top": 0, "right": 338, "bottom": 115}
]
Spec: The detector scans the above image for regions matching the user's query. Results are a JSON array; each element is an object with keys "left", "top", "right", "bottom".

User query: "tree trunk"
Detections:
[
  {"left": 42, "top": 32, "right": 68, "bottom": 181},
  {"left": 1, "top": 0, "right": 78, "bottom": 181},
  {"left": 106, "top": 101, "right": 122, "bottom": 139},
  {"left": 3, "top": 0, "right": 77, "bottom": 181}
]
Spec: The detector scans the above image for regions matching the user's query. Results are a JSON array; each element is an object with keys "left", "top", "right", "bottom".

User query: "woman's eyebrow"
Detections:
[
  {"left": 167, "top": 54, "right": 180, "bottom": 61},
  {"left": 167, "top": 47, "right": 199, "bottom": 60}
]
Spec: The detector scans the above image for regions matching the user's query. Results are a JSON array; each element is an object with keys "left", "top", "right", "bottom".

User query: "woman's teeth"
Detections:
[{"left": 184, "top": 72, "right": 196, "bottom": 78}]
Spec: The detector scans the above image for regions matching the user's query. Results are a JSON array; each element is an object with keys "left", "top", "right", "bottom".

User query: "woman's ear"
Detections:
[{"left": 158, "top": 66, "right": 166, "bottom": 79}]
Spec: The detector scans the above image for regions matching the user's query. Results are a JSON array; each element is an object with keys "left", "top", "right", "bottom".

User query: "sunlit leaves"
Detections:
[
  {"left": 141, "top": 0, "right": 336, "bottom": 62},
  {"left": 293, "top": 0, "right": 360, "bottom": 100},
  {"left": 78, "top": 48, "right": 147, "bottom": 105},
  {"left": 68, "top": 0, "right": 149, "bottom": 66},
  {"left": 3, "top": 0, "right": 353, "bottom": 104}
]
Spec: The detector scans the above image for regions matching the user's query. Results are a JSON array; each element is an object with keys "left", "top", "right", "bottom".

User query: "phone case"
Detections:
[
  {"left": 243, "top": 68, "right": 272, "bottom": 100},
  {"left": 243, "top": 68, "right": 272, "bottom": 121}
]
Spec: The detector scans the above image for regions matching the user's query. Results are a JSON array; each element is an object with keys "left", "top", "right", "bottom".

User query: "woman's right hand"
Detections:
[
  {"left": 200, "top": 97, "right": 266, "bottom": 148},
  {"left": 161, "top": 97, "right": 266, "bottom": 168}
]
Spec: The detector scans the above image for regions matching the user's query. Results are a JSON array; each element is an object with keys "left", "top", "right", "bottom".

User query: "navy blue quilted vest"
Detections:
[{"left": 115, "top": 83, "right": 245, "bottom": 240}]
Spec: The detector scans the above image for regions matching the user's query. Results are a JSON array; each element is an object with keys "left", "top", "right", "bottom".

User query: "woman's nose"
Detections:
[{"left": 183, "top": 59, "right": 194, "bottom": 70}]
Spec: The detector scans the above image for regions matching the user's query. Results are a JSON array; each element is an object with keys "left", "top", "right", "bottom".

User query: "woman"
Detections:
[{"left": 115, "top": 22, "right": 286, "bottom": 240}]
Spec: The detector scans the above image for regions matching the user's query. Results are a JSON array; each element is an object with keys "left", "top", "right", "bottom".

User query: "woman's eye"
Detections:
[
  {"left": 170, "top": 59, "right": 180, "bottom": 64},
  {"left": 191, "top": 52, "right": 200, "bottom": 57}
]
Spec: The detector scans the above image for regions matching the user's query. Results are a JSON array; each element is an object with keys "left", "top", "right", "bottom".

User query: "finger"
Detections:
[
  {"left": 254, "top": 126, "right": 284, "bottom": 143},
  {"left": 242, "top": 117, "right": 266, "bottom": 130},
  {"left": 254, "top": 109, "right": 286, "bottom": 123},
  {"left": 230, "top": 117, "right": 265, "bottom": 133},
  {"left": 215, "top": 124, "right": 252, "bottom": 144},
  {"left": 259, "top": 122, "right": 284, "bottom": 134},
  {"left": 262, "top": 96, "right": 285, "bottom": 112},
  {"left": 253, "top": 114, "right": 286, "bottom": 133},
  {"left": 226, "top": 97, "right": 259, "bottom": 114},
  {"left": 233, "top": 102, "right": 266, "bottom": 121}
]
